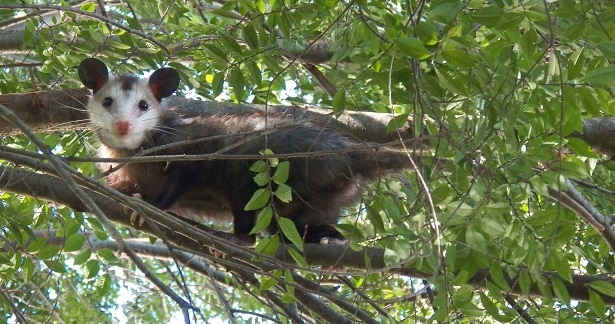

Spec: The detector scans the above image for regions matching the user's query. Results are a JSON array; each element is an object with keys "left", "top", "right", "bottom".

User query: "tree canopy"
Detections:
[{"left": 2, "top": 0, "right": 615, "bottom": 322}]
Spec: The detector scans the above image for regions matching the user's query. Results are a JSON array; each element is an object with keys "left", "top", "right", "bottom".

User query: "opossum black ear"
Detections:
[
  {"left": 78, "top": 58, "right": 109, "bottom": 92},
  {"left": 149, "top": 68, "right": 180, "bottom": 101}
]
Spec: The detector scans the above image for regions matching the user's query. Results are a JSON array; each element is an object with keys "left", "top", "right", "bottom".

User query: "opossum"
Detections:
[{"left": 78, "top": 57, "right": 409, "bottom": 246}]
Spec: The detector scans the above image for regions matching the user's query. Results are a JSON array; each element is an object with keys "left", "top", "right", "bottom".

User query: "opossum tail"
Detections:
[{"left": 350, "top": 148, "right": 413, "bottom": 179}]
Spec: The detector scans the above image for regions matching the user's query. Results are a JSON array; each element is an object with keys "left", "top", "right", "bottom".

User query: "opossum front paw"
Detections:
[
  {"left": 123, "top": 193, "right": 146, "bottom": 226},
  {"left": 208, "top": 247, "right": 227, "bottom": 259},
  {"left": 319, "top": 236, "right": 349, "bottom": 272},
  {"left": 319, "top": 237, "right": 349, "bottom": 245}
]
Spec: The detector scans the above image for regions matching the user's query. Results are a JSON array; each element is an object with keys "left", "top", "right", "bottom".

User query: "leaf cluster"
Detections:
[{"left": 4, "top": 0, "right": 615, "bottom": 322}]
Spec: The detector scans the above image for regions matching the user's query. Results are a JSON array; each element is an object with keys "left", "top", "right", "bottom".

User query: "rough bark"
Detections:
[{"left": 577, "top": 117, "right": 615, "bottom": 155}]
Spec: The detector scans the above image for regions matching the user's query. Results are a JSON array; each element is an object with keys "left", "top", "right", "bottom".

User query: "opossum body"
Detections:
[{"left": 78, "top": 58, "right": 408, "bottom": 245}]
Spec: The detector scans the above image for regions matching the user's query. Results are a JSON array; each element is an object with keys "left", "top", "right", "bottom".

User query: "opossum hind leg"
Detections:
[{"left": 303, "top": 224, "right": 348, "bottom": 245}]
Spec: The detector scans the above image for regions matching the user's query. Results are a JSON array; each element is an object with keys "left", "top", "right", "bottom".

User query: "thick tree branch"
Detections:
[
  {"left": 0, "top": 89, "right": 415, "bottom": 144},
  {"left": 1, "top": 165, "right": 615, "bottom": 306},
  {"left": 548, "top": 179, "right": 615, "bottom": 251},
  {"left": 577, "top": 117, "right": 615, "bottom": 155}
]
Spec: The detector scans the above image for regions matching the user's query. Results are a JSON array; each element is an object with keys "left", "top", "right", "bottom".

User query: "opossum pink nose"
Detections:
[{"left": 114, "top": 119, "right": 132, "bottom": 136}]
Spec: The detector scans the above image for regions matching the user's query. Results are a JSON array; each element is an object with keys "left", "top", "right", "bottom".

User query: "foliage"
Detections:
[{"left": 2, "top": 0, "right": 615, "bottom": 322}]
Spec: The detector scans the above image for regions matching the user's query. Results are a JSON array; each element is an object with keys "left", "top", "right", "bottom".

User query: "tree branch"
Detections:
[
  {"left": 0, "top": 88, "right": 416, "bottom": 144},
  {"left": 0, "top": 3, "right": 171, "bottom": 53},
  {"left": 548, "top": 179, "right": 615, "bottom": 251},
  {"left": 1, "top": 165, "right": 615, "bottom": 306}
]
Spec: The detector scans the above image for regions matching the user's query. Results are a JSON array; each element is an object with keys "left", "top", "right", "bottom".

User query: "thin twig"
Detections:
[{"left": 0, "top": 4, "right": 171, "bottom": 53}]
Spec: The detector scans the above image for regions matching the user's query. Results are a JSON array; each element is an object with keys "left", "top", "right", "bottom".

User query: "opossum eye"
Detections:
[
  {"left": 102, "top": 97, "right": 113, "bottom": 108},
  {"left": 138, "top": 100, "right": 149, "bottom": 111}
]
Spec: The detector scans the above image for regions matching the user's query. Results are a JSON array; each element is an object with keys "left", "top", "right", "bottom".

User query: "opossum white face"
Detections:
[{"left": 78, "top": 58, "right": 180, "bottom": 150}]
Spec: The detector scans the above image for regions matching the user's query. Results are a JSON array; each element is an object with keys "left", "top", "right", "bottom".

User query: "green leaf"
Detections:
[
  {"left": 415, "top": 21, "right": 439, "bottom": 45},
  {"left": 97, "top": 273, "right": 112, "bottom": 296},
  {"left": 85, "top": 259, "right": 100, "bottom": 279},
  {"left": 211, "top": 72, "right": 225, "bottom": 97},
  {"left": 250, "top": 160, "right": 269, "bottom": 173},
  {"left": 441, "top": 49, "right": 474, "bottom": 68},
  {"left": 253, "top": 172, "right": 270, "bottom": 186},
  {"left": 274, "top": 183, "right": 293, "bottom": 202},
  {"left": 576, "top": 86, "right": 602, "bottom": 117},
  {"left": 480, "top": 293, "right": 502, "bottom": 320},
  {"left": 97, "top": 22, "right": 110, "bottom": 35},
  {"left": 287, "top": 247, "right": 308, "bottom": 267},
  {"left": 23, "top": 258, "right": 34, "bottom": 281},
  {"left": 383, "top": 240, "right": 413, "bottom": 265},
  {"left": 283, "top": 269, "right": 295, "bottom": 298},
  {"left": 93, "top": 229, "right": 109, "bottom": 241},
  {"left": 429, "top": 2, "right": 463, "bottom": 22},
  {"left": 109, "top": 40, "right": 132, "bottom": 50},
  {"left": 589, "top": 291, "right": 606, "bottom": 319},
  {"left": 489, "top": 266, "right": 511, "bottom": 290},
  {"left": 219, "top": 33, "right": 243, "bottom": 55},
  {"left": 280, "top": 293, "right": 296, "bottom": 303},
  {"left": 277, "top": 217, "right": 303, "bottom": 251},
  {"left": 597, "top": 42, "right": 615, "bottom": 60},
  {"left": 452, "top": 270, "right": 469, "bottom": 285},
  {"left": 465, "top": 228, "right": 487, "bottom": 253},
  {"left": 459, "top": 302, "right": 484, "bottom": 318},
  {"left": 566, "top": 138, "right": 598, "bottom": 158},
  {"left": 148, "top": 235, "right": 158, "bottom": 245},
  {"left": 382, "top": 197, "right": 401, "bottom": 222},
  {"left": 551, "top": 278, "right": 571, "bottom": 305},
  {"left": 436, "top": 69, "right": 469, "bottom": 96},
  {"left": 476, "top": 217, "right": 505, "bottom": 236},
  {"left": 97, "top": 248, "right": 118, "bottom": 262},
  {"left": 397, "top": 36, "right": 431, "bottom": 60},
  {"left": 26, "top": 237, "right": 49, "bottom": 253},
  {"left": 44, "top": 260, "right": 66, "bottom": 273},
  {"left": 73, "top": 248, "right": 92, "bottom": 266},
  {"left": 567, "top": 48, "right": 585, "bottom": 79},
  {"left": 518, "top": 270, "right": 532, "bottom": 295},
  {"left": 386, "top": 114, "right": 409, "bottom": 133},
  {"left": 35, "top": 245, "right": 62, "bottom": 260},
  {"left": 204, "top": 44, "right": 228, "bottom": 61},
  {"left": 587, "top": 281, "right": 615, "bottom": 297},
  {"left": 278, "top": 13, "right": 291, "bottom": 38},
  {"left": 255, "top": 0, "right": 265, "bottom": 13},
  {"left": 520, "top": 28, "right": 537, "bottom": 58},
  {"left": 80, "top": 3, "right": 96, "bottom": 11},
  {"left": 254, "top": 235, "right": 280, "bottom": 256},
  {"left": 243, "top": 23, "right": 259, "bottom": 49},
  {"left": 63, "top": 234, "right": 85, "bottom": 252},
  {"left": 244, "top": 188, "right": 271, "bottom": 211},
  {"left": 272, "top": 161, "right": 290, "bottom": 184},
  {"left": 559, "top": 158, "right": 589, "bottom": 178},
  {"left": 452, "top": 284, "right": 473, "bottom": 305},
  {"left": 247, "top": 60, "right": 262, "bottom": 85},
  {"left": 332, "top": 89, "right": 346, "bottom": 115},
  {"left": 494, "top": 11, "right": 524, "bottom": 30},
  {"left": 230, "top": 67, "right": 246, "bottom": 102},
  {"left": 470, "top": 6, "right": 505, "bottom": 27},
  {"left": 260, "top": 149, "right": 278, "bottom": 166},
  {"left": 259, "top": 276, "right": 277, "bottom": 291},
  {"left": 251, "top": 207, "right": 273, "bottom": 234},
  {"left": 581, "top": 66, "right": 615, "bottom": 83},
  {"left": 366, "top": 204, "right": 386, "bottom": 233},
  {"left": 430, "top": 307, "right": 448, "bottom": 322}
]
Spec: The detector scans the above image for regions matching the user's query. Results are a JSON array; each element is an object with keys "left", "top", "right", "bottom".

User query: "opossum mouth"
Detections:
[{"left": 100, "top": 131, "right": 145, "bottom": 150}]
